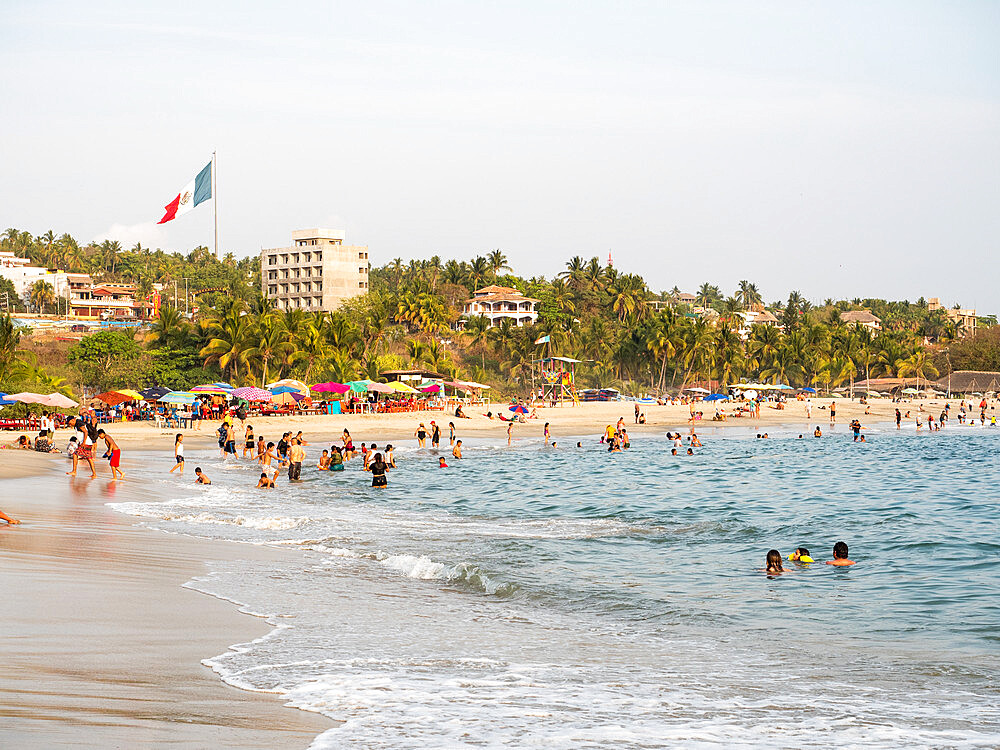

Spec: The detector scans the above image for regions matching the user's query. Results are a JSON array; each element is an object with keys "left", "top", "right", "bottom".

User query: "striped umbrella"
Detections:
[
  {"left": 191, "top": 384, "right": 232, "bottom": 395},
  {"left": 158, "top": 391, "right": 198, "bottom": 405},
  {"left": 232, "top": 386, "right": 273, "bottom": 402}
]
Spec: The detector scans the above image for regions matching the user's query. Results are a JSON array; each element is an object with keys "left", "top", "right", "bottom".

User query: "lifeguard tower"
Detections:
[{"left": 532, "top": 356, "right": 581, "bottom": 406}]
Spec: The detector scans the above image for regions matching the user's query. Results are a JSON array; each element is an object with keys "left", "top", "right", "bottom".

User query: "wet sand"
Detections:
[{"left": 0, "top": 465, "right": 332, "bottom": 748}]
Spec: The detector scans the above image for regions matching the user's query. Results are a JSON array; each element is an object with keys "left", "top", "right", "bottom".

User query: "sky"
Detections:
[{"left": 2, "top": 1, "right": 998, "bottom": 312}]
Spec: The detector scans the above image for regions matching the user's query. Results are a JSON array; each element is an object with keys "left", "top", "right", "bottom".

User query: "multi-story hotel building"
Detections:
[{"left": 261, "top": 229, "right": 369, "bottom": 312}]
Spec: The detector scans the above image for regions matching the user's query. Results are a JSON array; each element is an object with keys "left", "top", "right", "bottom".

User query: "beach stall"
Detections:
[{"left": 531, "top": 357, "right": 581, "bottom": 406}]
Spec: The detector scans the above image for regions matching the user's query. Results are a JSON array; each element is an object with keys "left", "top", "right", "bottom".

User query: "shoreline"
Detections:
[{"left": 0, "top": 462, "right": 332, "bottom": 748}]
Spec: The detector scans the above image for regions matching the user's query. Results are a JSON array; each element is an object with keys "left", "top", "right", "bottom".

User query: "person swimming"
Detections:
[
  {"left": 788, "top": 547, "right": 814, "bottom": 563},
  {"left": 765, "top": 549, "right": 785, "bottom": 574},
  {"left": 814, "top": 426, "right": 822, "bottom": 437},
  {"left": 438, "top": 457, "right": 448, "bottom": 468},
  {"left": 826, "top": 540, "right": 855, "bottom": 566}
]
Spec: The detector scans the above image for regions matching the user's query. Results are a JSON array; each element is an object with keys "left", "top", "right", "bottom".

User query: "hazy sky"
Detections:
[{"left": 2, "top": 1, "right": 998, "bottom": 311}]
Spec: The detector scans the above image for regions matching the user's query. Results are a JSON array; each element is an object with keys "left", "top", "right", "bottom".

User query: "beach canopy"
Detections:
[
  {"left": 6, "top": 392, "right": 79, "bottom": 408},
  {"left": 232, "top": 386, "right": 273, "bottom": 402},
  {"left": 94, "top": 390, "right": 137, "bottom": 406},
  {"left": 311, "top": 382, "right": 350, "bottom": 394},
  {"left": 158, "top": 391, "right": 198, "bottom": 405},
  {"left": 141, "top": 386, "right": 171, "bottom": 400},
  {"left": 190, "top": 384, "right": 232, "bottom": 395}
]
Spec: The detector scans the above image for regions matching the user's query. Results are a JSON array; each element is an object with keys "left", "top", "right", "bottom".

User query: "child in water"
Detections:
[
  {"left": 788, "top": 547, "right": 813, "bottom": 563},
  {"left": 438, "top": 457, "right": 448, "bottom": 468},
  {"left": 765, "top": 549, "right": 786, "bottom": 574},
  {"left": 826, "top": 541, "right": 855, "bottom": 566}
]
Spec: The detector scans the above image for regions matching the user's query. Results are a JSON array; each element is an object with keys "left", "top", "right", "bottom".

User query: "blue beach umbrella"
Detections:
[
  {"left": 158, "top": 391, "right": 198, "bottom": 405},
  {"left": 704, "top": 393, "right": 729, "bottom": 401},
  {"left": 509, "top": 404, "right": 529, "bottom": 414},
  {"left": 270, "top": 385, "right": 300, "bottom": 395},
  {"left": 800, "top": 387, "right": 817, "bottom": 393}
]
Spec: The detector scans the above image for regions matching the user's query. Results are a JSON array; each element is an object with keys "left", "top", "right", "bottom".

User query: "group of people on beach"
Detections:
[{"left": 765, "top": 542, "right": 856, "bottom": 574}]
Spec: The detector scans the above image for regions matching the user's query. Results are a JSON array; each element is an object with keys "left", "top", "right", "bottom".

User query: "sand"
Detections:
[
  {"left": 0, "top": 465, "right": 332, "bottom": 748},
  {"left": 7, "top": 396, "right": 947, "bottom": 456}
]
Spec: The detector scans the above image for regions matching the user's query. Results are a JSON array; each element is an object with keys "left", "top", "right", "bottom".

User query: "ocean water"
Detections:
[{"left": 110, "top": 423, "right": 1000, "bottom": 749}]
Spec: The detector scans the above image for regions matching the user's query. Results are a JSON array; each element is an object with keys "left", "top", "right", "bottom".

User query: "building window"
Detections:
[
  {"left": 294, "top": 269, "right": 300, "bottom": 278},
  {"left": 315, "top": 252, "right": 322, "bottom": 261},
  {"left": 268, "top": 255, "right": 277, "bottom": 266},
  {"left": 302, "top": 252, "right": 311, "bottom": 262},
  {"left": 268, "top": 285, "right": 277, "bottom": 295},
  {"left": 281, "top": 254, "right": 288, "bottom": 263}
]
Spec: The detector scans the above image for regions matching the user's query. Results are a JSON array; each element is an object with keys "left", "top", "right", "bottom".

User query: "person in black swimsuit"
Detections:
[
  {"left": 431, "top": 421, "right": 440, "bottom": 448},
  {"left": 415, "top": 423, "right": 427, "bottom": 448},
  {"left": 368, "top": 452, "right": 389, "bottom": 487}
]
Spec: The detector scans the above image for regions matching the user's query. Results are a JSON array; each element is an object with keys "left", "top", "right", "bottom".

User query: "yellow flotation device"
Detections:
[{"left": 788, "top": 554, "right": 814, "bottom": 563}]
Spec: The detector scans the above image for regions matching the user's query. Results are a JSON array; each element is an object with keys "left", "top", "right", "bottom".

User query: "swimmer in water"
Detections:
[
  {"left": 317, "top": 450, "right": 331, "bottom": 470},
  {"left": 452, "top": 440, "right": 463, "bottom": 459},
  {"left": 686, "top": 447, "right": 694, "bottom": 455},
  {"left": 670, "top": 448, "right": 677, "bottom": 456},
  {"left": 257, "top": 469, "right": 278, "bottom": 488},
  {"left": 194, "top": 467, "right": 211, "bottom": 485},
  {"left": 765, "top": 549, "right": 786, "bottom": 574},
  {"left": 691, "top": 434, "right": 702, "bottom": 447},
  {"left": 814, "top": 426, "right": 822, "bottom": 437},
  {"left": 825, "top": 540, "right": 855, "bottom": 566},
  {"left": 788, "top": 547, "right": 813, "bottom": 563},
  {"left": 438, "top": 457, "right": 448, "bottom": 468}
]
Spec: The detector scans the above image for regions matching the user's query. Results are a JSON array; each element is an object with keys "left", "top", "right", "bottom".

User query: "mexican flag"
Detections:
[{"left": 157, "top": 161, "right": 212, "bottom": 224}]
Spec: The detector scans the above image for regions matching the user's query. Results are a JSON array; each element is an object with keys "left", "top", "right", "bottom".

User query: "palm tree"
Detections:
[
  {"left": 294, "top": 322, "right": 328, "bottom": 384},
  {"left": 697, "top": 283, "right": 721, "bottom": 308},
  {"left": 549, "top": 278, "right": 576, "bottom": 316},
  {"left": 487, "top": 249, "right": 509, "bottom": 276},
  {"left": 560, "top": 256, "right": 587, "bottom": 292},
  {"left": 468, "top": 256, "right": 492, "bottom": 289},
  {"left": 0, "top": 313, "right": 30, "bottom": 384},
  {"left": 245, "top": 314, "right": 292, "bottom": 387},
  {"left": 28, "top": 280, "right": 56, "bottom": 314},
  {"left": 896, "top": 350, "right": 939, "bottom": 390},
  {"left": 146, "top": 304, "right": 189, "bottom": 348},
  {"left": 200, "top": 309, "right": 253, "bottom": 381},
  {"left": 737, "top": 280, "right": 763, "bottom": 310},
  {"left": 463, "top": 315, "right": 491, "bottom": 369},
  {"left": 488, "top": 318, "right": 517, "bottom": 359}
]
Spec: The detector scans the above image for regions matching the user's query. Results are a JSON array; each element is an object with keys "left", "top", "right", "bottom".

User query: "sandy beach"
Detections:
[
  {"left": 0, "top": 463, "right": 331, "bottom": 748},
  {"left": 2, "top": 397, "right": 938, "bottom": 460}
]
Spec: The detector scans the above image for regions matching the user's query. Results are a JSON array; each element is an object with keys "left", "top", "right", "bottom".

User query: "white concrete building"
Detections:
[
  {"left": 261, "top": 229, "right": 369, "bottom": 312},
  {"left": 463, "top": 285, "right": 539, "bottom": 327}
]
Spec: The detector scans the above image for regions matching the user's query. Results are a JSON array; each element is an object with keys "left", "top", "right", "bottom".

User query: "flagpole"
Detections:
[{"left": 212, "top": 150, "right": 218, "bottom": 259}]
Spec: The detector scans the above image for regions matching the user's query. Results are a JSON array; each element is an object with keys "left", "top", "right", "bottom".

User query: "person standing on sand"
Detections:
[
  {"left": 96, "top": 429, "right": 124, "bottom": 481},
  {"left": 805, "top": 398, "right": 812, "bottom": 419},
  {"left": 66, "top": 417, "right": 97, "bottom": 479},
  {"left": 829, "top": 401, "right": 836, "bottom": 423}
]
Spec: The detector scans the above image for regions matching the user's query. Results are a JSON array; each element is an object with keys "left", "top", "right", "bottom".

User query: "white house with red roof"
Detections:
[{"left": 462, "top": 285, "right": 539, "bottom": 327}]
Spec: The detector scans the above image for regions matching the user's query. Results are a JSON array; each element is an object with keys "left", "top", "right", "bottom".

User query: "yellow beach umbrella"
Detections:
[
  {"left": 114, "top": 389, "right": 145, "bottom": 400},
  {"left": 389, "top": 381, "right": 418, "bottom": 393}
]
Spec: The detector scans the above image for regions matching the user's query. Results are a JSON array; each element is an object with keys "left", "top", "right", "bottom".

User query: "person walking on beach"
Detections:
[
  {"left": 66, "top": 417, "right": 97, "bottom": 479},
  {"left": 287, "top": 438, "right": 305, "bottom": 481},
  {"left": 368, "top": 452, "right": 389, "bottom": 487},
  {"left": 169, "top": 433, "right": 185, "bottom": 474},
  {"left": 431, "top": 421, "right": 441, "bottom": 449},
  {"left": 96, "top": 429, "right": 124, "bottom": 481},
  {"left": 415, "top": 423, "right": 427, "bottom": 448}
]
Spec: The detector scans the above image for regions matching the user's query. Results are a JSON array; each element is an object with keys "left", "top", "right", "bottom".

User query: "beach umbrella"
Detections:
[
  {"left": 114, "top": 389, "right": 144, "bottom": 400},
  {"left": 743, "top": 390, "right": 758, "bottom": 400},
  {"left": 191, "top": 384, "right": 232, "bottom": 395},
  {"left": 266, "top": 378, "right": 309, "bottom": 393},
  {"left": 389, "top": 381, "right": 418, "bottom": 393},
  {"left": 270, "top": 385, "right": 300, "bottom": 395},
  {"left": 141, "top": 386, "right": 171, "bottom": 400},
  {"left": 366, "top": 382, "right": 395, "bottom": 394},
  {"left": 902, "top": 387, "right": 919, "bottom": 394},
  {"left": 704, "top": 393, "right": 729, "bottom": 401},
  {"left": 232, "top": 386, "right": 273, "bottom": 402},
  {"left": 94, "top": 391, "right": 135, "bottom": 406},
  {"left": 800, "top": 387, "right": 817, "bottom": 393},
  {"left": 509, "top": 404, "right": 529, "bottom": 414},
  {"left": 311, "top": 382, "right": 350, "bottom": 394},
  {"left": 420, "top": 384, "right": 441, "bottom": 393},
  {"left": 7, "top": 392, "right": 79, "bottom": 408},
  {"left": 347, "top": 380, "right": 369, "bottom": 393},
  {"left": 684, "top": 387, "right": 710, "bottom": 393},
  {"left": 158, "top": 391, "right": 198, "bottom": 405}
]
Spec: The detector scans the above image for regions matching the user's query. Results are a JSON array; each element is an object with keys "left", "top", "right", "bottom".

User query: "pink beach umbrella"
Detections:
[
  {"left": 232, "top": 386, "right": 273, "bottom": 402},
  {"left": 311, "top": 382, "right": 350, "bottom": 394}
]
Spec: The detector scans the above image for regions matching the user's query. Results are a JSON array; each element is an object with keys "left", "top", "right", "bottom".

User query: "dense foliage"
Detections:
[{"left": 3, "top": 229, "right": 999, "bottom": 397}]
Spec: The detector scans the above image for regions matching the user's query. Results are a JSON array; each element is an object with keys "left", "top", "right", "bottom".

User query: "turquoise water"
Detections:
[{"left": 112, "top": 424, "right": 1000, "bottom": 748}]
